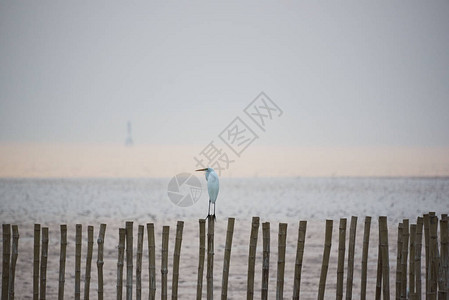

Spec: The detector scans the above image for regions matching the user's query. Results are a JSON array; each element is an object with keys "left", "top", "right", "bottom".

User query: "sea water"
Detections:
[{"left": 1, "top": 177, "right": 447, "bottom": 224}]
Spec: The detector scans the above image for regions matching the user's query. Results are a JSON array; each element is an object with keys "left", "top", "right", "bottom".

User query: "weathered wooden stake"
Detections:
[
  {"left": 318, "top": 219, "right": 333, "bottom": 300},
  {"left": 207, "top": 217, "right": 215, "bottom": 300},
  {"left": 75, "top": 224, "right": 82, "bottom": 300},
  {"left": 58, "top": 225, "right": 67, "bottom": 300},
  {"left": 161, "top": 226, "right": 170, "bottom": 300},
  {"left": 117, "top": 228, "right": 126, "bottom": 300},
  {"left": 336, "top": 218, "right": 347, "bottom": 300},
  {"left": 9, "top": 225, "right": 19, "bottom": 300},
  {"left": 196, "top": 219, "right": 206, "bottom": 300},
  {"left": 379, "top": 216, "right": 390, "bottom": 300},
  {"left": 222, "top": 218, "right": 235, "bottom": 300},
  {"left": 125, "top": 222, "right": 133, "bottom": 300},
  {"left": 409, "top": 224, "right": 416, "bottom": 298},
  {"left": 147, "top": 223, "right": 156, "bottom": 300},
  {"left": 97, "top": 224, "right": 107, "bottom": 300},
  {"left": 2, "top": 224, "right": 11, "bottom": 300},
  {"left": 429, "top": 215, "right": 438, "bottom": 300},
  {"left": 136, "top": 225, "right": 144, "bottom": 300},
  {"left": 361, "top": 216, "right": 371, "bottom": 300},
  {"left": 261, "top": 222, "right": 270, "bottom": 300},
  {"left": 293, "top": 220, "right": 307, "bottom": 300},
  {"left": 396, "top": 223, "right": 403, "bottom": 300},
  {"left": 424, "top": 214, "right": 430, "bottom": 299},
  {"left": 247, "top": 216, "right": 260, "bottom": 300},
  {"left": 440, "top": 217, "right": 448, "bottom": 300},
  {"left": 415, "top": 217, "right": 423, "bottom": 300},
  {"left": 346, "top": 216, "right": 357, "bottom": 300},
  {"left": 276, "top": 223, "right": 287, "bottom": 300},
  {"left": 33, "top": 224, "right": 41, "bottom": 300},
  {"left": 172, "top": 221, "right": 184, "bottom": 300},
  {"left": 40, "top": 227, "right": 49, "bottom": 300},
  {"left": 401, "top": 219, "right": 409, "bottom": 300},
  {"left": 84, "top": 226, "right": 94, "bottom": 300},
  {"left": 375, "top": 221, "right": 382, "bottom": 300}
]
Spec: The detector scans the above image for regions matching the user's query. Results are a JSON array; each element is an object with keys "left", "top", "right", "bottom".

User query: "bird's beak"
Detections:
[{"left": 195, "top": 168, "right": 208, "bottom": 171}]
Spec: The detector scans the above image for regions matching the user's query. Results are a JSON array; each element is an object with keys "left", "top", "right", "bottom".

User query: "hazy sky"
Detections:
[{"left": 1, "top": 1, "right": 449, "bottom": 148}]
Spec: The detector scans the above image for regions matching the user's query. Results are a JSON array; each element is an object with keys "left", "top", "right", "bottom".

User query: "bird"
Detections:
[{"left": 195, "top": 167, "right": 219, "bottom": 219}]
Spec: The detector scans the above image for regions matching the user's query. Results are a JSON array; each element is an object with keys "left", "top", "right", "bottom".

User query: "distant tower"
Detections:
[{"left": 125, "top": 121, "right": 133, "bottom": 146}]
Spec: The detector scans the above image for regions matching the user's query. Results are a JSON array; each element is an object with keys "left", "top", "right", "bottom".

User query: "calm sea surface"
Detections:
[
  {"left": 0, "top": 177, "right": 448, "bottom": 299},
  {"left": 1, "top": 177, "right": 448, "bottom": 224}
]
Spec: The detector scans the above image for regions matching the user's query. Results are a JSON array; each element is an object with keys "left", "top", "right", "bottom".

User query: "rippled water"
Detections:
[
  {"left": 1, "top": 177, "right": 448, "bottom": 224},
  {"left": 1, "top": 177, "right": 448, "bottom": 299}
]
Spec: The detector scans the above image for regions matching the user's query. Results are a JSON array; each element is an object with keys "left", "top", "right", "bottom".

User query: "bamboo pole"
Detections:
[
  {"left": 147, "top": 223, "right": 156, "bottom": 300},
  {"left": 375, "top": 223, "right": 382, "bottom": 300},
  {"left": 33, "top": 224, "right": 41, "bottom": 300},
  {"left": 443, "top": 214, "right": 449, "bottom": 298},
  {"left": 409, "top": 224, "right": 416, "bottom": 298},
  {"left": 40, "top": 227, "right": 49, "bottom": 300},
  {"left": 379, "top": 216, "right": 391, "bottom": 300},
  {"left": 247, "top": 216, "right": 260, "bottom": 300},
  {"left": 207, "top": 217, "right": 215, "bottom": 300},
  {"left": 261, "top": 222, "right": 270, "bottom": 300},
  {"left": 401, "top": 219, "right": 409, "bottom": 300},
  {"left": 440, "top": 218, "right": 448, "bottom": 300},
  {"left": 424, "top": 214, "right": 430, "bottom": 300},
  {"left": 172, "top": 221, "right": 184, "bottom": 300},
  {"left": 58, "top": 225, "right": 67, "bottom": 300},
  {"left": 222, "top": 218, "right": 235, "bottom": 300},
  {"left": 415, "top": 217, "right": 423, "bottom": 300},
  {"left": 75, "top": 224, "right": 82, "bottom": 300},
  {"left": 361, "top": 216, "right": 371, "bottom": 300},
  {"left": 2, "top": 224, "right": 11, "bottom": 300},
  {"left": 117, "top": 228, "right": 126, "bottom": 300},
  {"left": 126, "top": 221, "right": 133, "bottom": 300},
  {"left": 136, "top": 225, "right": 144, "bottom": 300},
  {"left": 429, "top": 215, "right": 438, "bottom": 300},
  {"left": 161, "top": 226, "right": 170, "bottom": 300},
  {"left": 97, "top": 224, "right": 107, "bottom": 300},
  {"left": 9, "top": 225, "right": 19, "bottom": 300},
  {"left": 336, "top": 218, "right": 347, "bottom": 300},
  {"left": 396, "top": 223, "right": 403, "bottom": 300},
  {"left": 84, "top": 226, "right": 94, "bottom": 300},
  {"left": 196, "top": 219, "right": 206, "bottom": 300},
  {"left": 318, "top": 219, "right": 333, "bottom": 300},
  {"left": 276, "top": 223, "right": 287, "bottom": 300},
  {"left": 345, "top": 216, "right": 357, "bottom": 300},
  {"left": 293, "top": 220, "right": 307, "bottom": 300}
]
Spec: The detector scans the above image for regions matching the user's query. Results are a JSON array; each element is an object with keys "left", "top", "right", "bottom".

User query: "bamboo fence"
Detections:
[{"left": 1, "top": 212, "right": 449, "bottom": 299}]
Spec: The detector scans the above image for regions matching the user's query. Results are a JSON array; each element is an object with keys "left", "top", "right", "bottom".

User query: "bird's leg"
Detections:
[
  {"left": 205, "top": 201, "right": 211, "bottom": 220},
  {"left": 212, "top": 203, "right": 216, "bottom": 220}
]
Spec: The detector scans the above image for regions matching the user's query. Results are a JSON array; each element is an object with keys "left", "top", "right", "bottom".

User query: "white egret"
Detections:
[{"left": 195, "top": 167, "right": 219, "bottom": 219}]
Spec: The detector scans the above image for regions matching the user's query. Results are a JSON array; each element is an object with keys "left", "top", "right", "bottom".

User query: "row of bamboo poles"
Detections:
[{"left": 1, "top": 212, "right": 448, "bottom": 299}]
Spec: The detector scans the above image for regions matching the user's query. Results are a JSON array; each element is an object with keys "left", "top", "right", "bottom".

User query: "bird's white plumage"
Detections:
[
  {"left": 206, "top": 169, "right": 219, "bottom": 204},
  {"left": 196, "top": 167, "right": 219, "bottom": 217}
]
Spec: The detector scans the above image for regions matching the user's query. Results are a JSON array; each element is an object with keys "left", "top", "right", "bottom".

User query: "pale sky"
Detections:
[{"left": 1, "top": 1, "right": 448, "bottom": 177}]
